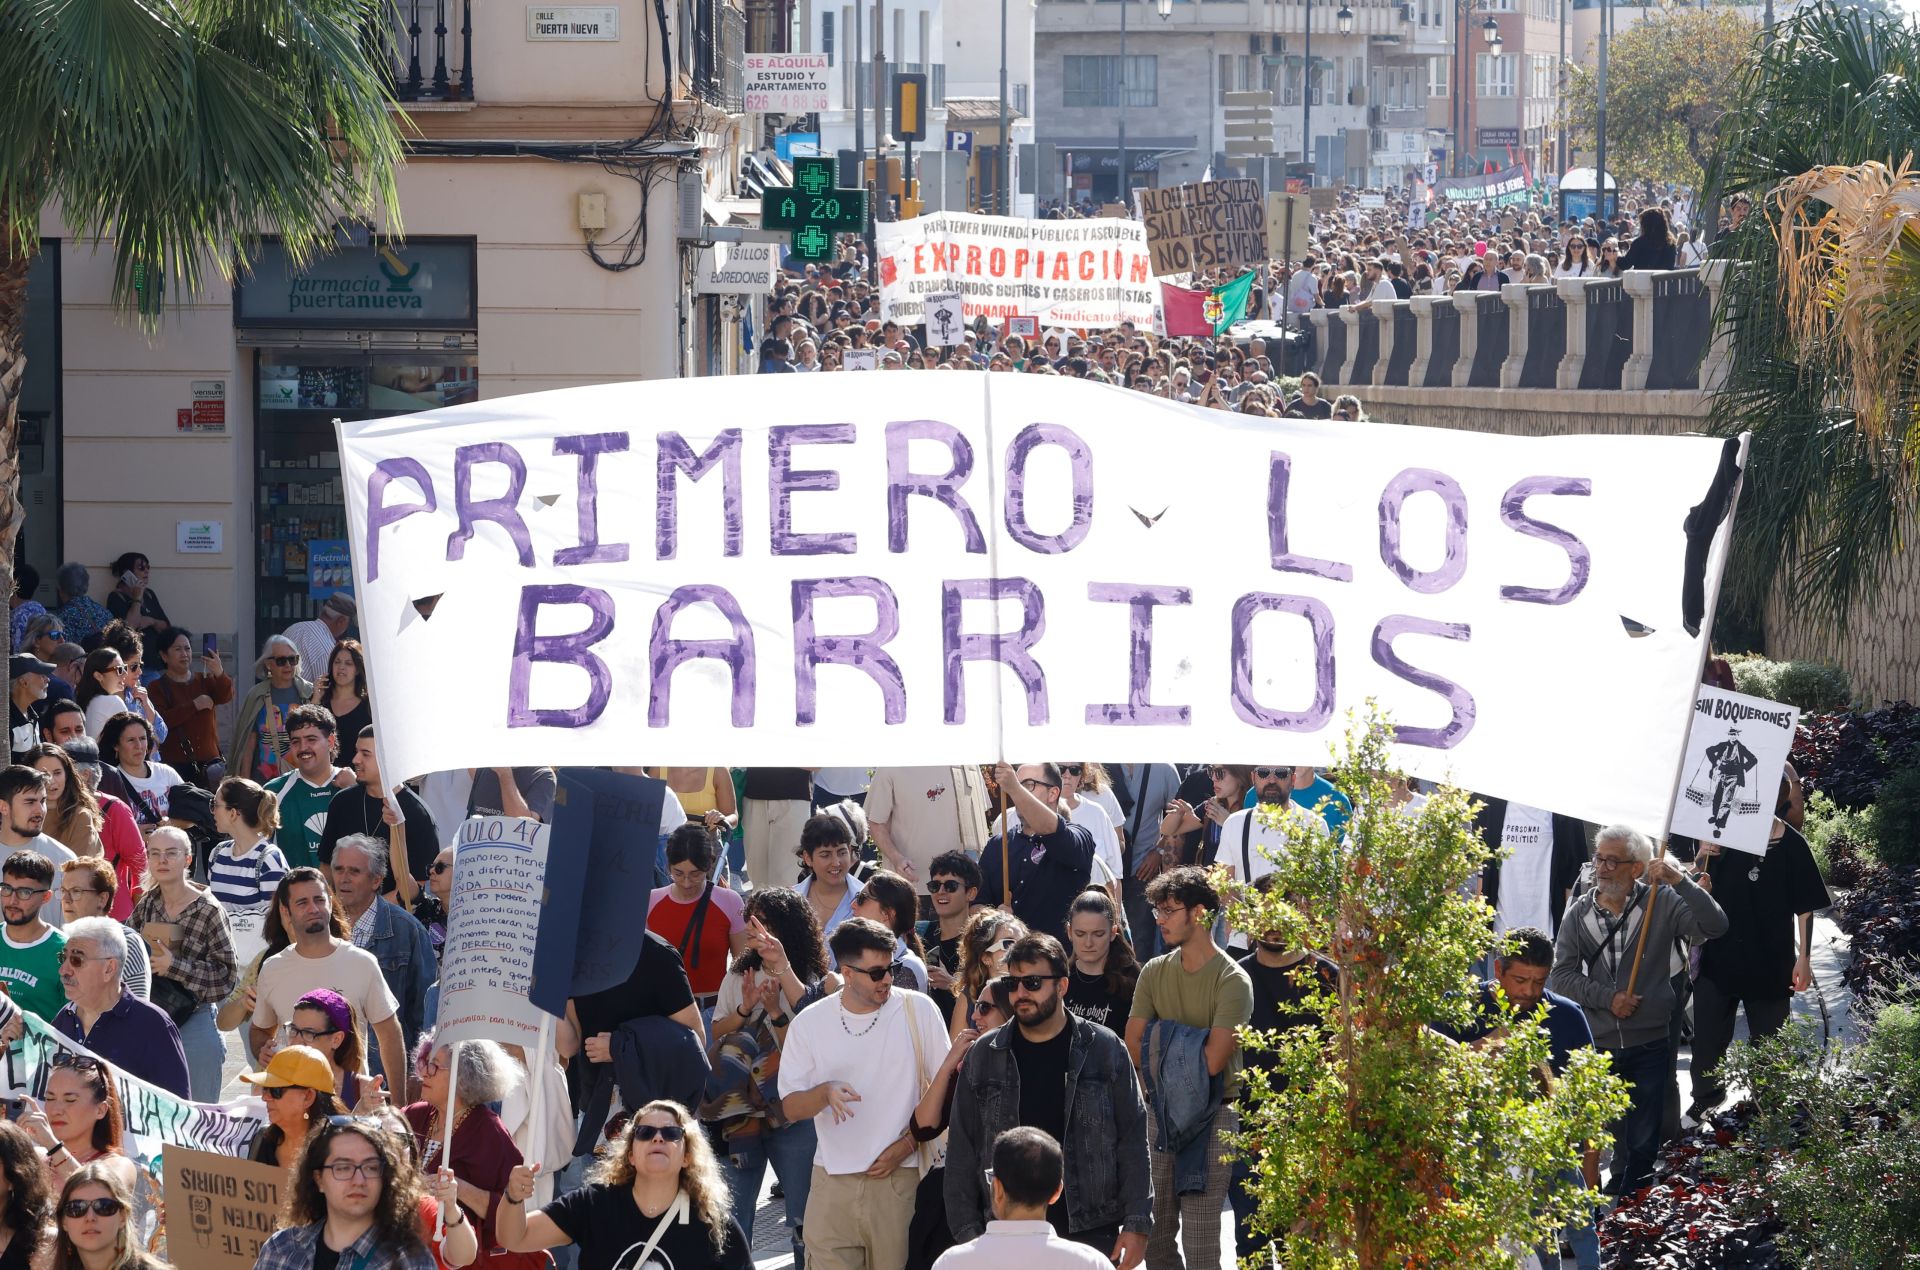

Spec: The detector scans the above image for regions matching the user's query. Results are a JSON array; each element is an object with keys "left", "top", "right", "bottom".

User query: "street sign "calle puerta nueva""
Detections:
[{"left": 761, "top": 157, "right": 868, "bottom": 262}]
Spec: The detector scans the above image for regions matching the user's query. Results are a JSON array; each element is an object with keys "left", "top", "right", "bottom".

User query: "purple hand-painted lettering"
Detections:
[
  {"left": 791, "top": 577, "right": 907, "bottom": 725},
  {"left": 365, "top": 458, "right": 436, "bottom": 584},
  {"left": 1370, "top": 614, "right": 1475, "bottom": 748},
  {"left": 648, "top": 584, "right": 756, "bottom": 727},
  {"left": 508, "top": 585, "right": 615, "bottom": 728},
  {"left": 885, "top": 420, "right": 986, "bottom": 553},
  {"left": 655, "top": 430, "right": 744, "bottom": 560},
  {"left": 1378, "top": 467, "right": 1468, "bottom": 594},
  {"left": 1002, "top": 424, "right": 1094, "bottom": 554},
  {"left": 770, "top": 423, "right": 857, "bottom": 555},
  {"left": 1499, "top": 476, "right": 1593, "bottom": 604},
  {"left": 940, "top": 578, "right": 1049, "bottom": 724},
  {"left": 1229, "top": 592, "right": 1336, "bottom": 731},
  {"left": 1085, "top": 582, "right": 1191, "bottom": 725},
  {"left": 1267, "top": 453, "right": 1354, "bottom": 581},
  {"left": 553, "top": 433, "right": 630, "bottom": 566},
  {"left": 447, "top": 443, "right": 533, "bottom": 566}
]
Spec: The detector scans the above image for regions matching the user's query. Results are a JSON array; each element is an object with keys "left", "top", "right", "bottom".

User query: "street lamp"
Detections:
[
  {"left": 1454, "top": 7, "right": 1503, "bottom": 176},
  {"left": 1302, "top": 1, "right": 1354, "bottom": 192},
  {"left": 1484, "top": 15, "right": 1502, "bottom": 52}
]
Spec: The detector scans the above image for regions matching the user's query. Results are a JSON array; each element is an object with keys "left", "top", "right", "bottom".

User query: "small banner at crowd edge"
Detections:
[
  {"left": 435, "top": 814, "right": 553, "bottom": 1045},
  {"left": 1670, "top": 685, "right": 1800, "bottom": 856}
]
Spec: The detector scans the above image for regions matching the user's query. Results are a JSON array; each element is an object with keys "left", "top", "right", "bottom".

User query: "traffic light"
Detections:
[{"left": 892, "top": 73, "right": 928, "bottom": 143}]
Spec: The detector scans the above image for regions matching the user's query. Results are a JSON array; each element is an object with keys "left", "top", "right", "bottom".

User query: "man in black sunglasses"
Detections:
[{"left": 946, "top": 932, "right": 1151, "bottom": 1269}]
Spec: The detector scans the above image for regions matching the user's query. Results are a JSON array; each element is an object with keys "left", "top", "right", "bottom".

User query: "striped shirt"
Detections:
[{"left": 208, "top": 838, "right": 290, "bottom": 909}]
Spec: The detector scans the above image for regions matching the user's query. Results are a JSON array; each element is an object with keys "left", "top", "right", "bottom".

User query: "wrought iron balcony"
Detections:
[{"left": 383, "top": 0, "right": 475, "bottom": 103}]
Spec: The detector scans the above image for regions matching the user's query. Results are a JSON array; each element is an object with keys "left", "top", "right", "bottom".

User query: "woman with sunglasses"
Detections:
[
  {"left": 1596, "top": 238, "right": 1623, "bottom": 278},
  {"left": 226, "top": 633, "right": 315, "bottom": 783},
  {"left": 1554, "top": 235, "right": 1597, "bottom": 278},
  {"left": 0, "top": 1121, "right": 51, "bottom": 1270},
  {"left": 16, "top": 1053, "right": 137, "bottom": 1197},
  {"left": 241, "top": 1044, "right": 343, "bottom": 1171},
  {"left": 403, "top": 1034, "right": 541, "bottom": 1270},
  {"left": 1161, "top": 766, "right": 1255, "bottom": 869},
  {"left": 500, "top": 1100, "right": 751, "bottom": 1270},
  {"left": 74, "top": 651, "right": 135, "bottom": 741},
  {"left": 48, "top": 1164, "right": 163, "bottom": 1270},
  {"left": 705, "top": 887, "right": 836, "bottom": 1265},
  {"left": 947, "top": 911, "right": 1026, "bottom": 1036},
  {"left": 254, "top": 1118, "right": 466, "bottom": 1270},
  {"left": 129, "top": 825, "right": 237, "bottom": 1101}
]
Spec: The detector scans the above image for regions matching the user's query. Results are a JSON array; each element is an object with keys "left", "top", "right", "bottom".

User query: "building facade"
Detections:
[{"left": 21, "top": 0, "right": 750, "bottom": 665}]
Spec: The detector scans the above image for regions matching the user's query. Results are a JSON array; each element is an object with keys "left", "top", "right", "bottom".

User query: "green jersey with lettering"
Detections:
[
  {"left": 0, "top": 926, "right": 68, "bottom": 1022},
  {"left": 265, "top": 770, "right": 342, "bottom": 871}
]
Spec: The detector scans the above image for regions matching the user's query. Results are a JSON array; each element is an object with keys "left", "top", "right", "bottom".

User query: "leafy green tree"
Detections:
[
  {"left": 0, "top": 0, "right": 405, "bottom": 638},
  {"left": 1560, "top": 5, "right": 1760, "bottom": 188},
  {"left": 1226, "top": 709, "right": 1628, "bottom": 1269},
  {"left": 1703, "top": 0, "right": 1920, "bottom": 635}
]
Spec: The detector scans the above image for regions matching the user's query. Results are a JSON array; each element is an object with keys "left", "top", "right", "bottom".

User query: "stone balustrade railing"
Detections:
[{"left": 1305, "top": 265, "right": 1731, "bottom": 395}]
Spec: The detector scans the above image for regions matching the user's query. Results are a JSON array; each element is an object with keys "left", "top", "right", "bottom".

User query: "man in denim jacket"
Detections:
[{"left": 946, "top": 933, "right": 1152, "bottom": 1269}]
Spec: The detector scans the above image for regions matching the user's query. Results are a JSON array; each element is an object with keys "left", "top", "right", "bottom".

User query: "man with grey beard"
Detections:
[{"left": 1551, "top": 825, "right": 1726, "bottom": 1196}]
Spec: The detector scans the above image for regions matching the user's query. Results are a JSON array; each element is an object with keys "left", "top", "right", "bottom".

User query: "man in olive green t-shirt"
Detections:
[{"left": 1125, "top": 866, "right": 1252, "bottom": 1270}]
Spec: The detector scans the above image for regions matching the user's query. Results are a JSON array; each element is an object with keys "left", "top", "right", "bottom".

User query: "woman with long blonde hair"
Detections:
[
  {"left": 498, "top": 1099, "right": 750, "bottom": 1267},
  {"left": 46, "top": 1164, "right": 163, "bottom": 1270},
  {"left": 947, "top": 910, "right": 1027, "bottom": 1035}
]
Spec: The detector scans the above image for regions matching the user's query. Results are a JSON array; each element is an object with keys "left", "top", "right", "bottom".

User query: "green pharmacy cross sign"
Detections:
[{"left": 761, "top": 158, "right": 868, "bottom": 262}]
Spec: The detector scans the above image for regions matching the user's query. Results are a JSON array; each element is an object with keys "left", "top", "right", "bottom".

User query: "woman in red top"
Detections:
[
  {"left": 645, "top": 825, "right": 748, "bottom": 1011},
  {"left": 403, "top": 1033, "right": 547, "bottom": 1269}
]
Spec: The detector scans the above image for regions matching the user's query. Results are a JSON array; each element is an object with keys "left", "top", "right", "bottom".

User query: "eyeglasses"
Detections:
[
  {"left": 262, "top": 1085, "right": 304, "bottom": 1100},
  {"left": 844, "top": 963, "right": 892, "bottom": 983},
  {"left": 150, "top": 848, "right": 189, "bottom": 861},
  {"left": 62, "top": 1198, "right": 124, "bottom": 1219},
  {"left": 632, "top": 1124, "right": 686, "bottom": 1143},
  {"left": 44, "top": 631, "right": 64, "bottom": 641},
  {"left": 989, "top": 937, "right": 1017, "bottom": 954},
  {"left": 57, "top": 888, "right": 104, "bottom": 902},
  {"left": 429, "top": 861, "right": 451, "bottom": 875},
  {"left": 321, "top": 1158, "right": 386, "bottom": 1181},
  {"left": 1059, "top": 764, "right": 1083, "bottom": 776},
  {"left": 1153, "top": 904, "right": 1190, "bottom": 921},
  {"left": 52, "top": 1053, "right": 102, "bottom": 1072},
  {"left": 1008, "top": 974, "right": 1059, "bottom": 993},
  {"left": 1018, "top": 779, "right": 1054, "bottom": 793},
  {"left": 1592, "top": 856, "right": 1635, "bottom": 871},
  {"left": 927, "top": 879, "right": 966, "bottom": 894},
  {"left": 288, "top": 1024, "right": 339, "bottom": 1043},
  {"left": 268, "top": 655, "right": 299, "bottom": 667},
  {"left": 59, "top": 950, "right": 100, "bottom": 969},
  {"left": 0, "top": 883, "right": 48, "bottom": 900},
  {"left": 1251, "top": 767, "right": 1287, "bottom": 779}
]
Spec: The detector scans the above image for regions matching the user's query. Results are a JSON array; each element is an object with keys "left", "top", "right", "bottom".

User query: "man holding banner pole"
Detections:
[{"left": 1549, "top": 825, "right": 1725, "bottom": 1196}]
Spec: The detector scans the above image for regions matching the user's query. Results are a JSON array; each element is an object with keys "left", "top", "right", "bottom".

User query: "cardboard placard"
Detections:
[
  {"left": 1671, "top": 686, "right": 1800, "bottom": 856},
  {"left": 1136, "top": 178, "right": 1267, "bottom": 277},
  {"left": 164, "top": 1147, "right": 286, "bottom": 1270}
]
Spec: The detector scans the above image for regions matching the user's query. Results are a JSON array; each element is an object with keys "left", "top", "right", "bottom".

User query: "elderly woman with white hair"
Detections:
[
  {"left": 402, "top": 1034, "right": 535, "bottom": 1267},
  {"left": 224, "top": 633, "right": 314, "bottom": 782}
]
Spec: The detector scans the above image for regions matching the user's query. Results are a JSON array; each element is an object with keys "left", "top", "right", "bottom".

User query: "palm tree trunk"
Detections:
[{"left": 0, "top": 236, "right": 36, "bottom": 656}]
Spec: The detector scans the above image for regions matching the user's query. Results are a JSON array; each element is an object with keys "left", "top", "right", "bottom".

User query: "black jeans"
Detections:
[
  {"left": 1689, "top": 975, "right": 1792, "bottom": 1109},
  {"left": 1604, "top": 1038, "right": 1672, "bottom": 1197}
]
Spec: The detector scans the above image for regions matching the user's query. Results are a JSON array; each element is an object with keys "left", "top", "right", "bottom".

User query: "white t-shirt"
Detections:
[
  {"left": 1081, "top": 786, "right": 1126, "bottom": 857},
  {"left": 778, "top": 987, "right": 949, "bottom": 1174},
  {"left": 1495, "top": 802, "right": 1555, "bottom": 936},
  {"left": 1219, "top": 803, "right": 1325, "bottom": 949},
  {"left": 251, "top": 939, "right": 400, "bottom": 1030},
  {"left": 1368, "top": 276, "right": 1398, "bottom": 304},
  {"left": 116, "top": 762, "right": 184, "bottom": 820}
]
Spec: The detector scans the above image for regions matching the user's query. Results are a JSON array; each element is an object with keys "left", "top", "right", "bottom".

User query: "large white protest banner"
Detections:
[
  {"left": 1671, "top": 686, "right": 1799, "bottom": 855},
  {"left": 435, "top": 815, "right": 552, "bottom": 1047},
  {"left": 4, "top": 1009, "right": 266, "bottom": 1171},
  {"left": 338, "top": 374, "right": 1743, "bottom": 832},
  {"left": 875, "top": 212, "right": 1154, "bottom": 327}
]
